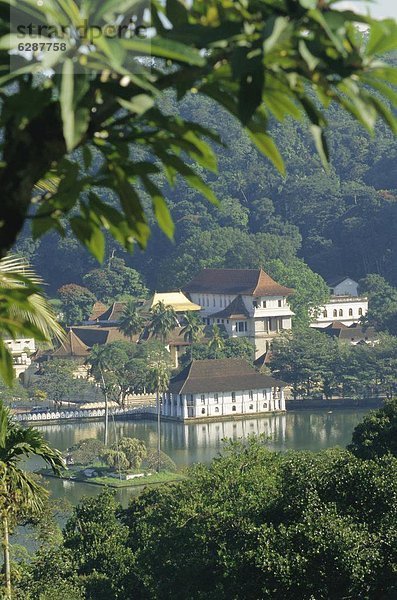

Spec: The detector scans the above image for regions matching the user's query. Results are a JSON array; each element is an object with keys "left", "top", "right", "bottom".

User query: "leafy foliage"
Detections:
[
  {"left": 348, "top": 398, "right": 397, "bottom": 459},
  {"left": 58, "top": 284, "right": 96, "bottom": 325},
  {"left": 123, "top": 440, "right": 397, "bottom": 599},
  {"left": 88, "top": 340, "right": 173, "bottom": 403},
  {"left": 180, "top": 333, "right": 255, "bottom": 367},
  {"left": 12, "top": 427, "right": 397, "bottom": 599},
  {"left": 101, "top": 437, "right": 147, "bottom": 472},
  {"left": 37, "top": 359, "right": 86, "bottom": 406},
  {"left": 0, "top": 401, "right": 64, "bottom": 597},
  {"left": 270, "top": 327, "right": 397, "bottom": 400},
  {"left": 147, "top": 301, "right": 179, "bottom": 343},
  {"left": 68, "top": 438, "right": 105, "bottom": 466},
  {"left": 62, "top": 491, "right": 139, "bottom": 600},
  {"left": 0, "top": 379, "right": 28, "bottom": 405},
  {"left": 359, "top": 274, "right": 397, "bottom": 335},
  {"left": 83, "top": 258, "right": 148, "bottom": 303},
  {"left": 118, "top": 300, "right": 144, "bottom": 341},
  {"left": 0, "top": 256, "right": 64, "bottom": 385},
  {"left": 0, "top": 0, "right": 395, "bottom": 264}
]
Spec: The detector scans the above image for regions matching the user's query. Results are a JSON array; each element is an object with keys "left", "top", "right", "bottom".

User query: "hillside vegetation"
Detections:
[{"left": 15, "top": 89, "right": 397, "bottom": 307}]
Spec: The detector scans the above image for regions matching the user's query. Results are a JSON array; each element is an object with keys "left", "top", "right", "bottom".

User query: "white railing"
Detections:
[{"left": 13, "top": 405, "right": 156, "bottom": 423}]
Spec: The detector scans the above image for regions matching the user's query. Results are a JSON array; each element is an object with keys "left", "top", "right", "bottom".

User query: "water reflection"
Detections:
[{"left": 23, "top": 409, "right": 369, "bottom": 507}]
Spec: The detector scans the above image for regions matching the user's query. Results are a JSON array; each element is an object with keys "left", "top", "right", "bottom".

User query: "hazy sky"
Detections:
[{"left": 339, "top": 1, "right": 397, "bottom": 18}]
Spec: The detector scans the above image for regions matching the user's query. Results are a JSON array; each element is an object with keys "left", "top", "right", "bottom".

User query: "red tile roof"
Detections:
[
  {"left": 93, "top": 302, "right": 127, "bottom": 323},
  {"left": 89, "top": 301, "right": 108, "bottom": 321},
  {"left": 52, "top": 330, "right": 90, "bottom": 357},
  {"left": 51, "top": 327, "right": 132, "bottom": 357},
  {"left": 169, "top": 358, "right": 286, "bottom": 394},
  {"left": 211, "top": 295, "right": 250, "bottom": 319},
  {"left": 185, "top": 268, "right": 293, "bottom": 297}
]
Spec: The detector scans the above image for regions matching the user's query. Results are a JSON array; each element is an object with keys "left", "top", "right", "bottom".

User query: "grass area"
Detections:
[
  {"left": 88, "top": 471, "right": 186, "bottom": 488},
  {"left": 39, "top": 466, "right": 186, "bottom": 488}
]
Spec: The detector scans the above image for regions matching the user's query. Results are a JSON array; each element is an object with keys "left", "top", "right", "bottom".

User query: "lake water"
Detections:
[{"left": 26, "top": 409, "right": 370, "bottom": 507}]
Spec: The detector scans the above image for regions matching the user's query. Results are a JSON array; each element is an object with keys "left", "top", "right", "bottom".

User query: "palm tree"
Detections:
[
  {"left": 118, "top": 300, "right": 143, "bottom": 341},
  {"left": 181, "top": 312, "right": 205, "bottom": 360},
  {"left": 147, "top": 301, "right": 179, "bottom": 344},
  {"left": 146, "top": 344, "right": 172, "bottom": 472},
  {"left": 87, "top": 344, "right": 119, "bottom": 445},
  {"left": 0, "top": 255, "right": 64, "bottom": 384},
  {"left": 0, "top": 401, "right": 64, "bottom": 598},
  {"left": 209, "top": 324, "right": 226, "bottom": 358}
]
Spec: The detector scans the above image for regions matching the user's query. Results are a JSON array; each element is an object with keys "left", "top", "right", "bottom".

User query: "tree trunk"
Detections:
[
  {"left": 104, "top": 393, "right": 109, "bottom": 447},
  {"left": 100, "top": 368, "right": 109, "bottom": 446},
  {"left": 0, "top": 103, "right": 66, "bottom": 257},
  {"left": 2, "top": 514, "right": 11, "bottom": 599},
  {"left": 156, "top": 387, "right": 161, "bottom": 473}
]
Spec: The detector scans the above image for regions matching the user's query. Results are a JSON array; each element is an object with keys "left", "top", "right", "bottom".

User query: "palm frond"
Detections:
[{"left": 0, "top": 254, "right": 64, "bottom": 384}]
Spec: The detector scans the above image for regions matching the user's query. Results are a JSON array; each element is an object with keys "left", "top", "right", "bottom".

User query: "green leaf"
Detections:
[
  {"left": 82, "top": 146, "right": 92, "bottom": 170},
  {"left": 337, "top": 81, "right": 377, "bottom": 132},
  {"left": 141, "top": 176, "right": 175, "bottom": 239},
  {"left": 309, "top": 124, "right": 329, "bottom": 170},
  {"left": 246, "top": 129, "right": 285, "bottom": 175},
  {"left": 366, "top": 19, "right": 397, "bottom": 57},
  {"left": 70, "top": 214, "right": 105, "bottom": 262},
  {"left": 60, "top": 60, "right": 90, "bottom": 151},
  {"left": 361, "top": 76, "right": 397, "bottom": 108},
  {"left": 182, "top": 130, "right": 218, "bottom": 172},
  {"left": 156, "top": 152, "right": 218, "bottom": 205},
  {"left": 263, "top": 87, "right": 302, "bottom": 121},
  {"left": 238, "top": 67, "right": 264, "bottom": 125},
  {"left": 88, "top": 193, "right": 135, "bottom": 252},
  {"left": 0, "top": 340, "right": 15, "bottom": 386},
  {"left": 308, "top": 8, "right": 346, "bottom": 55},
  {"left": 93, "top": 35, "right": 127, "bottom": 70},
  {"left": 299, "top": 40, "right": 320, "bottom": 71},
  {"left": 110, "top": 162, "right": 151, "bottom": 248},
  {"left": 121, "top": 37, "right": 205, "bottom": 66},
  {"left": 31, "top": 209, "right": 65, "bottom": 240},
  {"left": 263, "top": 16, "right": 290, "bottom": 55},
  {"left": 166, "top": 0, "right": 188, "bottom": 27},
  {"left": 367, "top": 66, "right": 397, "bottom": 86},
  {"left": 117, "top": 94, "right": 155, "bottom": 115},
  {"left": 369, "top": 96, "right": 397, "bottom": 135}
]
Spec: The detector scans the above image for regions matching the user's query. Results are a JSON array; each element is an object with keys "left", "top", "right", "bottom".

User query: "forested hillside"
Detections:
[{"left": 14, "top": 86, "right": 397, "bottom": 307}]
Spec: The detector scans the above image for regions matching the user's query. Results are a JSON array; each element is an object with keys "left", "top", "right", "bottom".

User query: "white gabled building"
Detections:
[
  {"left": 311, "top": 277, "right": 368, "bottom": 328},
  {"left": 184, "top": 268, "right": 294, "bottom": 359},
  {"left": 329, "top": 277, "right": 360, "bottom": 297},
  {"left": 162, "top": 358, "right": 286, "bottom": 421}
]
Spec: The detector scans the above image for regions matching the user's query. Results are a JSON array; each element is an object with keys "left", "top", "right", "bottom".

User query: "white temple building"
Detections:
[
  {"left": 162, "top": 358, "right": 286, "bottom": 421},
  {"left": 184, "top": 268, "right": 294, "bottom": 359}
]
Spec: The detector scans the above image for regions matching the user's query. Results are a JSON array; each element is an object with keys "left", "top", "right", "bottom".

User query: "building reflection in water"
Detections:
[{"left": 35, "top": 410, "right": 369, "bottom": 469}]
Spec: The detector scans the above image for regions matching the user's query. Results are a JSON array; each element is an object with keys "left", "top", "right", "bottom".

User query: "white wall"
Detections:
[
  {"left": 311, "top": 297, "right": 368, "bottom": 327},
  {"left": 162, "top": 388, "right": 286, "bottom": 420},
  {"left": 4, "top": 338, "right": 36, "bottom": 354}
]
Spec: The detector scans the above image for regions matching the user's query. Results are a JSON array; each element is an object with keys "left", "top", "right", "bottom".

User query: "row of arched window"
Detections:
[{"left": 323, "top": 307, "right": 363, "bottom": 318}]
